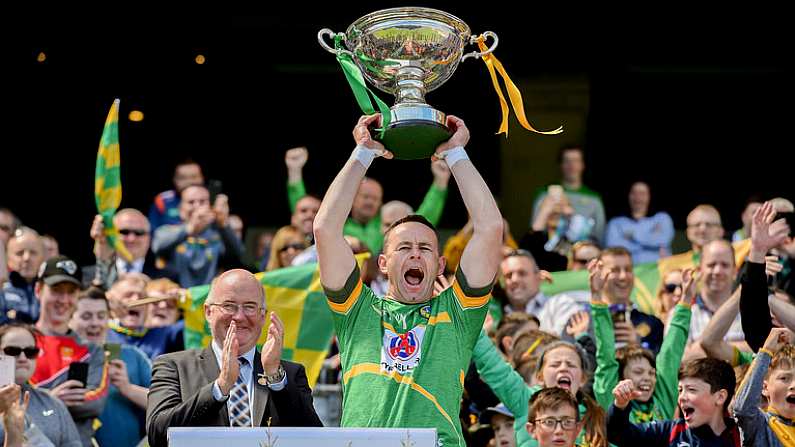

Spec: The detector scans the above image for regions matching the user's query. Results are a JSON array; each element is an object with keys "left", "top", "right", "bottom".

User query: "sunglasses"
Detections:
[
  {"left": 663, "top": 283, "right": 681, "bottom": 293},
  {"left": 2, "top": 346, "right": 41, "bottom": 359},
  {"left": 119, "top": 229, "right": 148, "bottom": 237},
  {"left": 279, "top": 242, "right": 307, "bottom": 253}
]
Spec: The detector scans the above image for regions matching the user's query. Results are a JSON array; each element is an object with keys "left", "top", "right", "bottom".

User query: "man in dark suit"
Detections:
[
  {"left": 146, "top": 269, "right": 322, "bottom": 447},
  {"left": 83, "top": 209, "right": 177, "bottom": 289}
]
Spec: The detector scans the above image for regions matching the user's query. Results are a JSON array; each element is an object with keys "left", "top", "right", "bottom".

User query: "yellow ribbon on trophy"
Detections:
[{"left": 476, "top": 35, "right": 563, "bottom": 136}]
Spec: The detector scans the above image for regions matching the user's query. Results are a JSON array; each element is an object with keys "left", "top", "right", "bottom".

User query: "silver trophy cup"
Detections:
[{"left": 319, "top": 7, "right": 498, "bottom": 159}]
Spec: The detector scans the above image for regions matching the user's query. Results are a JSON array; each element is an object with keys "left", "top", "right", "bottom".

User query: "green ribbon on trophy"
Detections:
[
  {"left": 319, "top": 7, "right": 562, "bottom": 160},
  {"left": 332, "top": 34, "right": 391, "bottom": 138}
]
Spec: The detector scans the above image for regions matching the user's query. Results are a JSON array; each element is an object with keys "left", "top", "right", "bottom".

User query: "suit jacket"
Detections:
[
  {"left": 146, "top": 347, "right": 322, "bottom": 447},
  {"left": 82, "top": 251, "right": 178, "bottom": 289}
]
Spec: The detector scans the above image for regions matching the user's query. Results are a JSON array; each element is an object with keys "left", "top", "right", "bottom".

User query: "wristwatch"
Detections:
[{"left": 259, "top": 365, "right": 286, "bottom": 386}]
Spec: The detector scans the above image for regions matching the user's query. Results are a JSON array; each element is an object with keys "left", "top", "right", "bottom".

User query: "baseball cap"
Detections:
[
  {"left": 480, "top": 403, "right": 514, "bottom": 423},
  {"left": 37, "top": 255, "right": 82, "bottom": 287}
]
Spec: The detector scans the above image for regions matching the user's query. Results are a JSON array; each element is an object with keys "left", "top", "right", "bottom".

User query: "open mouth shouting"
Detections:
[
  {"left": 556, "top": 375, "right": 573, "bottom": 390},
  {"left": 786, "top": 394, "right": 795, "bottom": 405},
  {"left": 681, "top": 405, "right": 696, "bottom": 423},
  {"left": 84, "top": 326, "right": 104, "bottom": 341},
  {"left": 403, "top": 267, "right": 425, "bottom": 291},
  {"left": 637, "top": 382, "right": 653, "bottom": 399}
]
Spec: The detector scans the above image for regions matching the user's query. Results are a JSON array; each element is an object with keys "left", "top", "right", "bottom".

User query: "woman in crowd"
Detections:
[{"left": 0, "top": 323, "right": 81, "bottom": 446}]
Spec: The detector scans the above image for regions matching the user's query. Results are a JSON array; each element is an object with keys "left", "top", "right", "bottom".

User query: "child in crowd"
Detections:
[
  {"left": 609, "top": 357, "right": 740, "bottom": 447},
  {"left": 591, "top": 259, "right": 698, "bottom": 423},
  {"left": 473, "top": 332, "right": 606, "bottom": 447},
  {"left": 732, "top": 327, "right": 795, "bottom": 447},
  {"left": 526, "top": 387, "right": 582, "bottom": 447},
  {"left": 482, "top": 403, "right": 516, "bottom": 447}
]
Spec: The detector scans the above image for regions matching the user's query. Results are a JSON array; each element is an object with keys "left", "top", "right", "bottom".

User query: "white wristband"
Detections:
[
  {"left": 436, "top": 146, "right": 468, "bottom": 167},
  {"left": 350, "top": 145, "right": 377, "bottom": 169}
]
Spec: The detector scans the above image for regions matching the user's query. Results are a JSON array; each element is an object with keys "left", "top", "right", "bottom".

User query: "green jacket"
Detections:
[
  {"left": 288, "top": 179, "right": 447, "bottom": 254},
  {"left": 591, "top": 301, "right": 691, "bottom": 423},
  {"left": 472, "top": 331, "right": 591, "bottom": 447}
]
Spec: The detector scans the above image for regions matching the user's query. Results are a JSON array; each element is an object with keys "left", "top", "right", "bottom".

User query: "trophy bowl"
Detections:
[{"left": 320, "top": 7, "right": 498, "bottom": 159}]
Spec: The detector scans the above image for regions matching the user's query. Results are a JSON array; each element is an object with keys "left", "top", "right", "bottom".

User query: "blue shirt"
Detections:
[
  {"left": 105, "top": 320, "right": 184, "bottom": 361},
  {"left": 95, "top": 345, "right": 151, "bottom": 447},
  {"left": 148, "top": 189, "right": 182, "bottom": 231},
  {"left": 605, "top": 212, "right": 674, "bottom": 264},
  {"left": 1, "top": 272, "right": 39, "bottom": 324}
]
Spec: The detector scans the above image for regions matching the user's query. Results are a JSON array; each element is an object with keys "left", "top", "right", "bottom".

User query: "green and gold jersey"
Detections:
[{"left": 325, "top": 266, "right": 491, "bottom": 447}]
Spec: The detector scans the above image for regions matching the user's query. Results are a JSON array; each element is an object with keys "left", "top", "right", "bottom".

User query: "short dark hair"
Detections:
[
  {"left": 503, "top": 249, "right": 539, "bottom": 271},
  {"left": 599, "top": 246, "right": 633, "bottom": 263},
  {"left": 617, "top": 345, "right": 656, "bottom": 379},
  {"left": 383, "top": 214, "right": 438, "bottom": 251},
  {"left": 528, "top": 387, "right": 580, "bottom": 423},
  {"left": 79, "top": 286, "right": 110, "bottom": 310},
  {"left": 557, "top": 145, "right": 584, "bottom": 164},
  {"left": 679, "top": 358, "right": 736, "bottom": 411}
]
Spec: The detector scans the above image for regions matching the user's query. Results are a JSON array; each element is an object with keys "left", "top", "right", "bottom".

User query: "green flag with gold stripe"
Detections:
[
  {"left": 95, "top": 99, "right": 133, "bottom": 261},
  {"left": 181, "top": 254, "right": 369, "bottom": 387}
]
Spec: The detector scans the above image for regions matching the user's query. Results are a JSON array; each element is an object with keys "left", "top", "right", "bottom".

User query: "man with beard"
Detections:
[{"left": 313, "top": 114, "right": 503, "bottom": 447}]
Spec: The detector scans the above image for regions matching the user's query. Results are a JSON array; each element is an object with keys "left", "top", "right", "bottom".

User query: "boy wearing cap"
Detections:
[
  {"left": 30, "top": 255, "right": 109, "bottom": 447},
  {"left": 483, "top": 403, "right": 517, "bottom": 447}
]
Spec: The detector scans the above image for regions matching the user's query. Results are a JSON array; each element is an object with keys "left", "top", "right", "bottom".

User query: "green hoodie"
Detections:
[{"left": 591, "top": 301, "right": 691, "bottom": 423}]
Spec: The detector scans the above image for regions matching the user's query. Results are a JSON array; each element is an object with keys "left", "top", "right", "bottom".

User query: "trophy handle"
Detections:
[
  {"left": 318, "top": 28, "right": 354, "bottom": 57},
  {"left": 461, "top": 31, "right": 499, "bottom": 62}
]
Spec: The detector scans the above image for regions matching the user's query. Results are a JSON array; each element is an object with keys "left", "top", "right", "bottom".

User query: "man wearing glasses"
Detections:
[
  {"left": 86, "top": 208, "right": 177, "bottom": 290},
  {"left": 147, "top": 269, "right": 321, "bottom": 447}
]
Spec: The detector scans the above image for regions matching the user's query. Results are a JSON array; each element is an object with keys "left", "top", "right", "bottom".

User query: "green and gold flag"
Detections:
[
  {"left": 95, "top": 99, "right": 133, "bottom": 262},
  {"left": 181, "top": 254, "right": 369, "bottom": 387}
]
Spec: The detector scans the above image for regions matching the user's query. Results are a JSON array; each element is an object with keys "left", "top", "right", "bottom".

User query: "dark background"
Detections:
[{"left": 2, "top": 7, "right": 792, "bottom": 266}]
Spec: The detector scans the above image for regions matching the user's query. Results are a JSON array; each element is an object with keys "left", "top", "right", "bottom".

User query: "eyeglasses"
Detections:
[
  {"left": 572, "top": 258, "right": 593, "bottom": 265},
  {"left": 663, "top": 283, "right": 682, "bottom": 293},
  {"left": 119, "top": 228, "right": 148, "bottom": 237},
  {"left": 209, "top": 302, "right": 263, "bottom": 316},
  {"left": 534, "top": 417, "right": 578, "bottom": 431},
  {"left": 279, "top": 242, "right": 306, "bottom": 253},
  {"left": 2, "top": 346, "right": 41, "bottom": 359}
]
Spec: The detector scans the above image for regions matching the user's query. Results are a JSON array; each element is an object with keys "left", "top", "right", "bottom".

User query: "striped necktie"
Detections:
[{"left": 228, "top": 357, "right": 252, "bottom": 427}]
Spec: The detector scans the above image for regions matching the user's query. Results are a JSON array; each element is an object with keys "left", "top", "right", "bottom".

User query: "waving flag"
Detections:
[{"left": 95, "top": 99, "right": 133, "bottom": 261}]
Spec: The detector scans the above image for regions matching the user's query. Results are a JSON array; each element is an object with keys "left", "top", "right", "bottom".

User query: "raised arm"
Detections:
[
  {"left": 435, "top": 116, "right": 502, "bottom": 288},
  {"left": 741, "top": 201, "right": 790, "bottom": 351},
  {"left": 588, "top": 259, "right": 620, "bottom": 411},
  {"left": 285, "top": 147, "right": 309, "bottom": 213},
  {"left": 314, "top": 115, "right": 392, "bottom": 290}
]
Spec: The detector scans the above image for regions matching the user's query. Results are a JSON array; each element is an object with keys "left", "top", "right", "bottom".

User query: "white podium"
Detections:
[{"left": 167, "top": 427, "right": 437, "bottom": 447}]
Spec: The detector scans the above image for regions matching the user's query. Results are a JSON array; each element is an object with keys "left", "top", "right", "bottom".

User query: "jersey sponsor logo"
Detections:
[
  {"left": 381, "top": 326, "right": 425, "bottom": 375},
  {"left": 387, "top": 331, "right": 419, "bottom": 361}
]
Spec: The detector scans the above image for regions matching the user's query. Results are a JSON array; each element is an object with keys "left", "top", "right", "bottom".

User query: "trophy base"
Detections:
[{"left": 376, "top": 106, "right": 452, "bottom": 160}]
